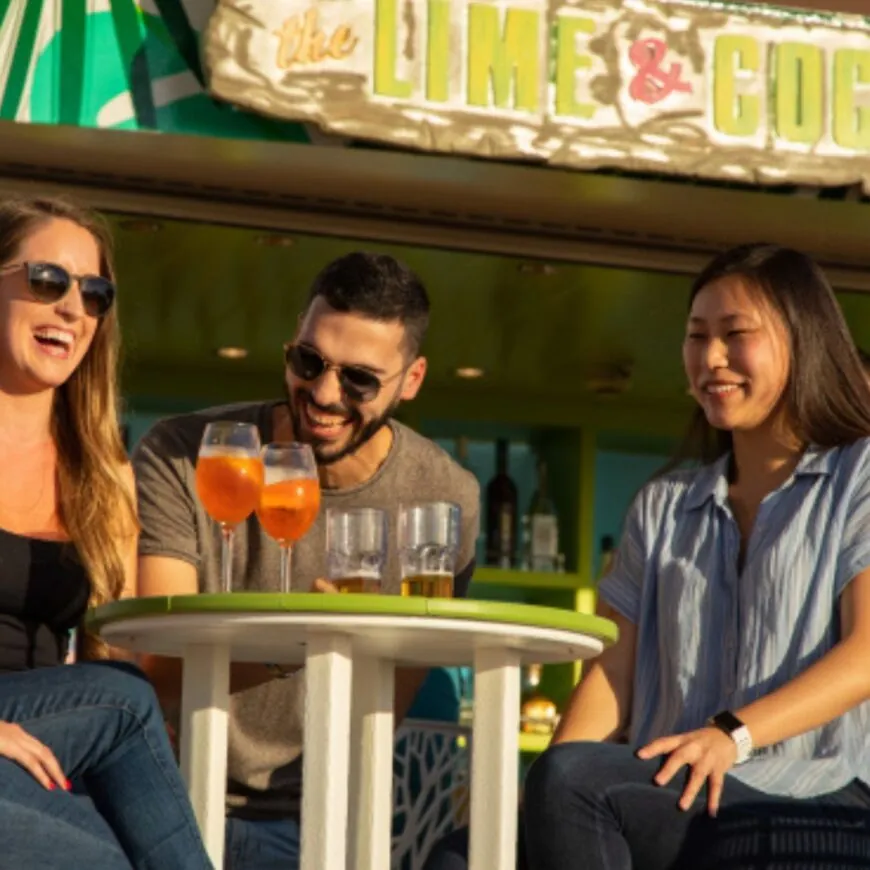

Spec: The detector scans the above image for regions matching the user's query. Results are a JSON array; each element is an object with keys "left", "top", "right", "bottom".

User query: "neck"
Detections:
[
  {"left": 0, "top": 388, "right": 55, "bottom": 447},
  {"left": 730, "top": 419, "right": 802, "bottom": 494},
  {"left": 272, "top": 404, "right": 394, "bottom": 490}
]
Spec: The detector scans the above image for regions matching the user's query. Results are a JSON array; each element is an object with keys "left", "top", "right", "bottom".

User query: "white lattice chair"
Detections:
[{"left": 391, "top": 718, "right": 472, "bottom": 870}]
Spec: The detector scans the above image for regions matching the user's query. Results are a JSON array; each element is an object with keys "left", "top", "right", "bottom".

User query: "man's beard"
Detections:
[{"left": 284, "top": 382, "right": 401, "bottom": 467}]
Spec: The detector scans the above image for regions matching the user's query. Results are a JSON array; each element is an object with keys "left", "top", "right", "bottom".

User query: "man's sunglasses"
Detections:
[
  {"left": 284, "top": 343, "right": 386, "bottom": 403},
  {"left": 1, "top": 261, "right": 115, "bottom": 318}
]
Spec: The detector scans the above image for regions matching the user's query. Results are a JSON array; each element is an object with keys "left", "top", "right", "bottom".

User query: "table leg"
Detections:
[
  {"left": 347, "top": 655, "right": 395, "bottom": 870},
  {"left": 179, "top": 643, "right": 230, "bottom": 868},
  {"left": 469, "top": 647, "right": 520, "bottom": 870},
  {"left": 300, "top": 632, "right": 353, "bottom": 870}
]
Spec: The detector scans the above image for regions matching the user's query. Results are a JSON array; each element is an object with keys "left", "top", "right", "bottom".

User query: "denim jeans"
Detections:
[
  {"left": 425, "top": 742, "right": 870, "bottom": 870},
  {"left": 0, "top": 660, "right": 212, "bottom": 869},
  {"left": 524, "top": 742, "right": 870, "bottom": 870},
  {"left": 224, "top": 816, "right": 300, "bottom": 870}
]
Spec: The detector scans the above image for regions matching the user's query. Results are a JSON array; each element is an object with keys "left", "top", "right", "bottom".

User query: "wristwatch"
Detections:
[
  {"left": 265, "top": 663, "right": 292, "bottom": 680},
  {"left": 708, "top": 710, "right": 753, "bottom": 764}
]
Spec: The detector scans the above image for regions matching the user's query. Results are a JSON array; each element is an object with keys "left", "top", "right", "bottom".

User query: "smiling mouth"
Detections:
[
  {"left": 301, "top": 401, "right": 350, "bottom": 438},
  {"left": 33, "top": 327, "right": 74, "bottom": 357}
]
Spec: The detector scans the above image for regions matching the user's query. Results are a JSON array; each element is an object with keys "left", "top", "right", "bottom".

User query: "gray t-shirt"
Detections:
[{"left": 132, "top": 400, "right": 480, "bottom": 818}]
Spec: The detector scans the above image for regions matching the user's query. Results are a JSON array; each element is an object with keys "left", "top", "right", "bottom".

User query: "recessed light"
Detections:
[
  {"left": 518, "top": 262, "right": 558, "bottom": 276},
  {"left": 455, "top": 367, "right": 484, "bottom": 379},
  {"left": 217, "top": 347, "right": 248, "bottom": 360},
  {"left": 255, "top": 234, "right": 295, "bottom": 248},
  {"left": 118, "top": 218, "right": 162, "bottom": 232}
]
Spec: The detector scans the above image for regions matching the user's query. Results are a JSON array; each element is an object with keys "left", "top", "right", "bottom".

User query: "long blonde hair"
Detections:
[{"left": 0, "top": 197, "right": 136, "bottom": 659}]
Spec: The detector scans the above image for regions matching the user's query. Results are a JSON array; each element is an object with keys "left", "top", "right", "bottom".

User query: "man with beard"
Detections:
[{"left": 131, "top": 252, "right": 480, "bottom": 870}]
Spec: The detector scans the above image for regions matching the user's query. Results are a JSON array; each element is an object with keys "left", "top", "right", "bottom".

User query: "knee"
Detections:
[
  {"left": 525, "top": 742, "right": 624, "bottom": 810},
  {"left": 79, "top": 661, "right": 161, "bottom": 718}
]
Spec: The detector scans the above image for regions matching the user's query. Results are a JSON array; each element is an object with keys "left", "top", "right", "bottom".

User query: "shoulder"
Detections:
[
  {"left": 391, "top": 423, "right": 480, "bottom": 511},
  {"left": 628, "top": 464, "right": 712, "bottom": 528},
  {"left": 134, "top": 401, "right": 273, "bottom": 458}
]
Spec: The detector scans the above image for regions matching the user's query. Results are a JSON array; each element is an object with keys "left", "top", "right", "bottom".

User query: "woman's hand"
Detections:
[
  {"left": 0, "top": 722, "right": 68, "bottom": 790},
  {"left": 637, "top": 726, "right": 737, "bottom": 816}
]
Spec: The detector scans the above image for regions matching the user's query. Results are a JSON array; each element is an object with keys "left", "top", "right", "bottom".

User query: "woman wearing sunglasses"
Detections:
[{"left": 0, "top": 197, "right": 211, "bottom": 868}]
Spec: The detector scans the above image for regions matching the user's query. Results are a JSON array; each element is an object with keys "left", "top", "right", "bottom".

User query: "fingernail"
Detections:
[
  {"left": 65, "top": 780, "right": 72, "bottom": 791},
  {"left": 47, "top": 782, "right": 55, "bottom": 791}
]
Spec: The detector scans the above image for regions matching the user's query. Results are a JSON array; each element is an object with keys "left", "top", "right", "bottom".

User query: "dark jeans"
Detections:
[
  {"left": 0, "top": 660, "right": 212, "bottom": 869},
  {"left": 425, "top": 742, "right": 870, "bottom": 870},
  {"left": 224, "top": 816, "right": 301, "bottom": 870}
]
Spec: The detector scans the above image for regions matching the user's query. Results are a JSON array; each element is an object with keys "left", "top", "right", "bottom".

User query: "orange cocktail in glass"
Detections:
[
  {"left": 196, "top": 422, "right": 263, "bottom": 592},
  {"left": 257, "top": 442, "right": 320, "bottom": 592}
]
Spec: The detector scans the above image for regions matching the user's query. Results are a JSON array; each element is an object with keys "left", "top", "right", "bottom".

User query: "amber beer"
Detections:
[
  {"left": 196, "top": 452, "right": 264, "bottom": 526},
  {"left": 333, "top": 575, "right": 382, "bottom": 594},
  {"left": 401, "top": 572, "right": 454, "bottom": 598}
]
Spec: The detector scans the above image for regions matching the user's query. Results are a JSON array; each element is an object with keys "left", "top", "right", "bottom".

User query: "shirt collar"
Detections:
[{"left": 684, "top": 445, "right": 836, "bottom": 513}]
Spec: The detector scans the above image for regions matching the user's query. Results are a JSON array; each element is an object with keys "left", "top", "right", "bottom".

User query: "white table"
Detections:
[{"left": 89, "top": 594, "right": 617, "bottom": 870}]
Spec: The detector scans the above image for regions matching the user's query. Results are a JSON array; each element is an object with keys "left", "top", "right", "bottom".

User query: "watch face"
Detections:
[{"left": 712, "top": 711, "right": 744, "bottom": 733}]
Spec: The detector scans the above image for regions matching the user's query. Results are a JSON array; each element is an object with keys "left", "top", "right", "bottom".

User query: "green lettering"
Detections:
[
  {"left": 467, "top": 4, "right": 540, "bottom": 112},
  {"left": 834, "top": 48, "right": 870, "bottom": 151},
  {"left": 374, "top": 0, "right": 411, "bottom": 99},
  {"left": 426, "top": 0, "right": 450, "bottom": 102},
  {"left": 554, "top": 14, "right": 596, "bottom": 119},
  {"left": 713, "top": 35, "right": 760, "bottom": 138},
  {"left": 775, "top": 43, "right": 823, "bottom": 145}
]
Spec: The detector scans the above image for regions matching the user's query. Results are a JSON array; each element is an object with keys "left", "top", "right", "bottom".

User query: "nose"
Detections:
[
  {"left": 55, "top": 281, "right": 87, "bottom": 320},
  {"left": 704, "top": 336, "right": 728, "bottom": 370},
  {"left": 309, "top": 366, "right": 344, "bottom": 408}
]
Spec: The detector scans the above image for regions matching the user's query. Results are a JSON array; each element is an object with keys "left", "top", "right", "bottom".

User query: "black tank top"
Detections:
[{"left": 0, "top": 527, "right": 90, "bottom": 672}]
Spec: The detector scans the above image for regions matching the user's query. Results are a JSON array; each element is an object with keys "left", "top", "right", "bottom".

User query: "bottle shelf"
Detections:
[{"left": 473, "top": 566, "right": 583, "bottom": 590}]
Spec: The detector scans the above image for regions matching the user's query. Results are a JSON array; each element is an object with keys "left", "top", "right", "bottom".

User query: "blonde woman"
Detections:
[{"left": 0, "top": 197, "right": 211, "bottom": 869}]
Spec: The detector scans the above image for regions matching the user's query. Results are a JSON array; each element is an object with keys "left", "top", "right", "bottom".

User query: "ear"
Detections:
[{"left": 400, "top": 356, "right": 427, "bottom": 401}]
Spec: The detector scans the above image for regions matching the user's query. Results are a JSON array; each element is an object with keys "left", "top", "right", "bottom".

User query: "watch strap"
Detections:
[{"left": 709, "top": 710, "right": 753, "bottom": 765}]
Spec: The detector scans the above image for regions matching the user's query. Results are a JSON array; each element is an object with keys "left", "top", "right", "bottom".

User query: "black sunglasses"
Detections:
[
  {"left": 2, "top": 261, "right": 115, "bottom": 318},
  {"left": 284, "top": 344, "right": 386, "bottom": 403}
]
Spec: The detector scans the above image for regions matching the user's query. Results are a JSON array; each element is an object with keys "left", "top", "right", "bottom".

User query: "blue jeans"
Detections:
[
  {"left": 425, "top": 742, "right": 870, "bottom": 870},
  {"left": 224, "top": 816, "right": 300, "bottom": 870},
  {"left": 523, "top": 742, "right": 870, "bottom": 869},
  {"left": 0, "top": 660, "right": 212, "bottom": 869}
]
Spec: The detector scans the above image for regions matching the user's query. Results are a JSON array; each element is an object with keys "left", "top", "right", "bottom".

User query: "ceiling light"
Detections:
[
  {"left": 455, "top": 367, "right": 484, "bottom": 379},
  {"left": 255, "top": 234, "right": 295, "bottom": 247},
  {"left": 118, "top": 218, "right": 163, "bottom": 232},
  {"left": 217, "top": 346, "right": 248, "bottom": 360},
  {"left": 518, "top": 262, "right": 558, "bottom": 276}
]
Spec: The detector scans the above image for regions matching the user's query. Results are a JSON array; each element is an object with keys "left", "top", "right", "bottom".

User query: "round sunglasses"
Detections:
[
  {"left": 0, "top": 261, "right": 115, "bottom": 318},
  {"left": 284, "top": 343, "right": 396, "bottom": 403}
]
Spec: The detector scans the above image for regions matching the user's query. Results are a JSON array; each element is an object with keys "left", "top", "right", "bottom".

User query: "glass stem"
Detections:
[
  {"left": 221, "top": 526, "right": 234, "bottom": 593},
  {"left": 280, "top": 545, "right": 292, "bottom": 593}
]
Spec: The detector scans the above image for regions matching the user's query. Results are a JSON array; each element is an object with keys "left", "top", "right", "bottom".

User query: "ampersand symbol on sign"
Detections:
[{"left": 628, "top": 38, "right": 693, "bottom": 105}]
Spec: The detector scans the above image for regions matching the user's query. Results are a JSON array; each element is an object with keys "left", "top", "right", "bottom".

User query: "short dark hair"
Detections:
[
  {"left": 858, "top": 347, "right": 870, "bottom": 371},
  {"left": 306, "top": 252, "right": 430, "bottom": 356},
  {"left": 672, "top": 243, "right": 870, "bottom": 466}
]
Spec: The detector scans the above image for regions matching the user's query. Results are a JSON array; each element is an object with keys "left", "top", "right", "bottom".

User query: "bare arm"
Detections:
[
  {"left": 137, "top": 555, "right": 296, "bottom": 706},
  {"left": 552, "top": 603, "right": 637, "bottom": 745}
]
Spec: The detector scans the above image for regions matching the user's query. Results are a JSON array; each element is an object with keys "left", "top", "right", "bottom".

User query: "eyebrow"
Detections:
[{"left": 687, "top": 314, "right": 750, "bottom": 324}]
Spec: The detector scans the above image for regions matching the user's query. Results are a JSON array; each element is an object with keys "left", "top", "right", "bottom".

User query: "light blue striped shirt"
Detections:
[{"left": 600, "top": 439, "right": 870, "bottom": 797}]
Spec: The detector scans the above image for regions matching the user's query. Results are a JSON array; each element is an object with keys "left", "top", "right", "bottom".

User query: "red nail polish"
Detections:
[
  {"left": 64, "top": 780, "right": 72, "bottom": 791},
  {"left": 47, "top": 782, "right": 55, "bottom": 791}
]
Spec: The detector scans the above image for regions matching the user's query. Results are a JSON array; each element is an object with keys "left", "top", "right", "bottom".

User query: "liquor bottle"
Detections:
[
  {"left": 485, "top": 439, "right": 518, "bottom": 568},
  {"left": 520, "top": 664, "right": 559, "bottom": 736},
  {"left": 456, "top": 436, "right": 470, "bottom": 471},
  {"left": 529, "top": 459, "right": 559, "bottom": 571},
  {"left": 598, "top": 535, "right": 615, "bottom": 580},
  {"left": 518, "top": 514, "right": 531, "bottom": 571}
]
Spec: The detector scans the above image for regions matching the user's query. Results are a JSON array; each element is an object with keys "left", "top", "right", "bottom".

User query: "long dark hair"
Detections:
[{"left": 671, "top": 243, "right": 870, "bottom": 467}]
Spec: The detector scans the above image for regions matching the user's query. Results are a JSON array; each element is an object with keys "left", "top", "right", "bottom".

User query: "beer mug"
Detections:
[
  {"left": 398, "top": 502, "right": 461, "bottom": 598},
  {"left": 326, "top": 508, "right": 387, "bottom": 593}
]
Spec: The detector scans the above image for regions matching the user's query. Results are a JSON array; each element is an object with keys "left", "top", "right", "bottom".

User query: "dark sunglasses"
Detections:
[
  {"left": 284, "top": 343, "right": 385, "bottom": 403},
  {"left": 2, "top": 261, "right": 115, "bottom": 318}
]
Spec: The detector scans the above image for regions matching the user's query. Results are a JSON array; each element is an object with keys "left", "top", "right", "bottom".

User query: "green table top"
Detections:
[{"left": 88, "top": 593, "right": 618, "bottom": 645}]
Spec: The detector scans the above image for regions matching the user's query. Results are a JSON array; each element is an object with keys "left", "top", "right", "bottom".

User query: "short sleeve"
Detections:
[
  {"left": 132, "top": 422, "right": 201, "bottom": 568},
  {"left": 836, "top": 450, "right": 870, "bottom": 596},
  {"left": 457, "top": 476, "right": 481, "bottom": 576},
  {"left": 598, "top": 489, "right": 646, "bottom": 624}
]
